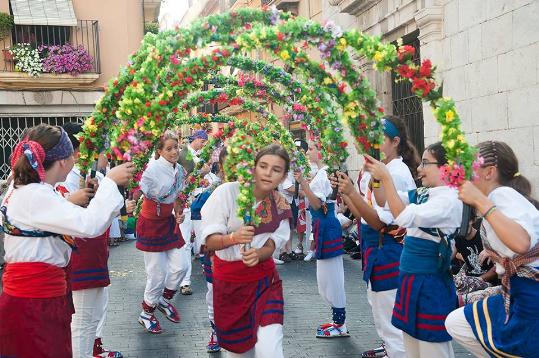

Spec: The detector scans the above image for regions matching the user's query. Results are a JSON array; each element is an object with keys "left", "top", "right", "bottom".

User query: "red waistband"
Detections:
[
  {"left": 141, "top": 198, "right": 174, "bottom": 219},
  {"left": 2, "top": 262, "right": 67, "bottom": 298},
  {"left": 213, "top": 255, "right": 276, "bottom": 283}
]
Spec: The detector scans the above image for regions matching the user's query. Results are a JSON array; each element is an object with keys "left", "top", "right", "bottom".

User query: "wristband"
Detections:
[{"left": 482, "top": 205, "right": 497, "bottom": 219}]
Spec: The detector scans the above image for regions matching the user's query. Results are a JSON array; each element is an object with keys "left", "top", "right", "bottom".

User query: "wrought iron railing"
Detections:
[
  {"left": 0, "top": 20, "right": 100, "bottom": 74},
  {"left": 0, "top": 116, "right": 85, "bottom": 180}
]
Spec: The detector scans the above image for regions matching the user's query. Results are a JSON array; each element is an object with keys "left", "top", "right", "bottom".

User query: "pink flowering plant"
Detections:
[{"left": 39, "top": 44, "right": 94, "bottom": 75}]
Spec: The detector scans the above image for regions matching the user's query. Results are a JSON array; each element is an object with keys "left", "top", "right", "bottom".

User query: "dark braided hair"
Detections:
[{"left": 478, "top": 141, "right": 539, "bottom": 209}]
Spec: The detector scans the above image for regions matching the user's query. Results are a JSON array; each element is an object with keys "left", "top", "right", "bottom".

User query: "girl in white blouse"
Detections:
[
  {"left": 445, "top": 141, "right": 539, "bottom": 358},
  {"left": 0, "top": 124, "right": 133, "bottom": 357},
  {"left": 365, "top": 142, "right": 462, "bottom": 358},
  {"left": 201, "top": 144, "right": 292, "bottom": 358}
]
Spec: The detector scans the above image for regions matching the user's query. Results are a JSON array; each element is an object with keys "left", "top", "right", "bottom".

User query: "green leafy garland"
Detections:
[{"left": 80, "top": 7, "right": 472, "bottom": 225}]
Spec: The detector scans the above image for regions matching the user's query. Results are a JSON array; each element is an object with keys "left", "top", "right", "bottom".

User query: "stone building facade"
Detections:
[{"left": 325, "top": 0, "right": 539, "bottom": 191}]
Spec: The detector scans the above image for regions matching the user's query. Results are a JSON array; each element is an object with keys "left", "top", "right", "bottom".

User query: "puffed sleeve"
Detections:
[
  {"left": 394, "top": 188, "right": 462, "bottom": 229},
  {"left": 269, "top": 219, "right": 291, "bottom": 250},
  {"left": 200, "top": 183, "right": 233, "bottom": 244},
  {"left": 20, "top": 177, "right": 124, "bottom": 238},
  {"left": 310, "top": 169, "right": 332, "bottom": 202}
]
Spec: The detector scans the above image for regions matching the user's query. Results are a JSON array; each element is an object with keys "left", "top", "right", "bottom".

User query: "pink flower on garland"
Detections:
[{"left": 440, "top": 163, "right": 466, "bottom": 188}]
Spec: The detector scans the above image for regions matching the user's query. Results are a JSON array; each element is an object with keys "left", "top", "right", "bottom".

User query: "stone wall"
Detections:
[
  {"left": 325, "top": 0, "right": 539, "bottom": 193},
  {"left": 438, "top": 0, "right": 539, "bottom": 193}
]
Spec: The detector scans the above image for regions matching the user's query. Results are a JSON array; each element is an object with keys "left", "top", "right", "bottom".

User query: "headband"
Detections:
[
  {"left": 45, "top": 127, "right": 74, "bottom": 162},
  {"left": 382, "top": 118, "right": 400, "bottom": 138},
  {"left": 10, "top": 127, "right": 74, "bottom": 182}
]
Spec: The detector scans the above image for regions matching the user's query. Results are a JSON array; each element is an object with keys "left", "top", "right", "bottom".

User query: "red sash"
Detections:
[
  {"left": 141, "top": 198, "right": 174, "bottom": 219},
  {"left": 2, "top": 262, "right": 67, "bottom": 298},
  {"left": 213, "top": 255, "right": 276, "bottom": 283}
]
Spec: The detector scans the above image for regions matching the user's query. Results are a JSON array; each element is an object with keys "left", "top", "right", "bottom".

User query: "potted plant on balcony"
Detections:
[
  {"left": 10, "top": 43, "right": 43, "bottom": 76},
  {"left": 0, "top": 12, "right": 14, "bottom": 61},
  {"left": 0, "top": 12, "right": 13, "bottom": 40},
  {"left": 39, "top": 43, "right": 94, "bottom": 75}
]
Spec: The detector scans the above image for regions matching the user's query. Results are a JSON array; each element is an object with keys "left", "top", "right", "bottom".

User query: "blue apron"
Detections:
[
  {"left": 310, "top": 203, "right": 343, "bottom": 260},
  {"left": 464, "top": 274, "right": 539, "bottom": 357},
  {"left": 360, "top": 223, "right": 402, "bottom": 291},
  {"left": 391, "top": 236, "right": 457, "bottom": 342}
]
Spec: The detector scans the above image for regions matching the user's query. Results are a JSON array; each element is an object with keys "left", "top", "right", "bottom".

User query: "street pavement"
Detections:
[{"left": 99, "top": 241, "right": 471, "bottom": 358}]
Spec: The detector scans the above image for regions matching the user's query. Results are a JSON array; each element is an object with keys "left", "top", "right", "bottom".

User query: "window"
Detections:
[{"left": 391, "top": 29, "right": 424, "bottom": 154}]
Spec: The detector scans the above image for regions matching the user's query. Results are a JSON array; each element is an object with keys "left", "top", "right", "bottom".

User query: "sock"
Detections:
[
  {"left": 163, "top": 287, "right": 176, "bottom": 300},
  {"left": 142, "top": 300, "right": 156, "bottom": 314},
  {"left": 332, "top": 307, "right": 346, "bottom": 325}
]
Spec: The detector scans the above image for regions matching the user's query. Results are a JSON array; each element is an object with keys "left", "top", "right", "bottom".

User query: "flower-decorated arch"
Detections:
[{"left": 80, "top": 7, "right": 474, "bottom": 224}]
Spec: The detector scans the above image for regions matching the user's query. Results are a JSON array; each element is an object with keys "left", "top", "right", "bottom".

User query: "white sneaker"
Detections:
[
  {"left": 293, "top": 247, "right": 303, "bottom": 254},
  {"left": 304, "top": 251, "right": 315, "bottom": 262},
  {"left": 273, "top": 257, "right": 284, "bottom": 265}
]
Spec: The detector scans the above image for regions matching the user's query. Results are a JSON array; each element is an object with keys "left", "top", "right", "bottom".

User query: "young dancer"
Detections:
[
  {"left": 365, "top": 142, "right": 462, "bottom": 357},
  {"left": 55, "top": 122, "right": 128, "bottom": 358},
  {"left": 194, "top": 147, "right": 227, "bottom": 353},
  {"left": 136, "top": 131, "right": 188, "bottom": 333},
  {"left": 0, "top": 124, "right": 133, "bottom": 357},
  {"left": 445, "top": 141, "right": 539, "bottom": 357},
  {"left": 295, "top": 143, "right": 348, "bottom": 338},
  {"left": 201, "top": 144, "right": 291, "bottom": 358},
  {"left": 333, "top": 116, "right": 418, "bottom": 358}
]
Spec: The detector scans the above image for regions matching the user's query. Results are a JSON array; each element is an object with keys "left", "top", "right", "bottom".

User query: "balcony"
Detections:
[{"left": 0, "top": 20, "right": 101, "bottom": 88}]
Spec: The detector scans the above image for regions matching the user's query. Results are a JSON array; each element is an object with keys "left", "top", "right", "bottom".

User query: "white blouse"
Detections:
[
  {"left": 360, "top": 157, "right": 416, "bottom": 225},
  {"left": 482, "top": 186, "right": 539, "bottom": 274},
  {"left": 2, "top": 177, "right": 124, "bottom": 267},
  {"left": 140, "top": 156, "right": 183, "bottom": 205},
  {"left": 395, "top": 186, "right": 463, "bottom": 243},
  {"left": 200, "top": 182, "right": 290, "bottom": 261},
  {"left": 309, "top": 165, "right": 334, "bottom": 203}
]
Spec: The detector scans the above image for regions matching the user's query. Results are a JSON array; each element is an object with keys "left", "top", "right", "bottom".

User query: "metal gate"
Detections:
[
  {"left": 391, "top": 30, "right": 424, "bottom": 154},
  {"left": 0, "top": 116, "right": 85, "bottom": 180}
]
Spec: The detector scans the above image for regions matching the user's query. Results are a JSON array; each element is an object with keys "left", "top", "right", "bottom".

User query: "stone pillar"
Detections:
[{"left": 414, "top": 2, "right": 444, "bottom": 144}]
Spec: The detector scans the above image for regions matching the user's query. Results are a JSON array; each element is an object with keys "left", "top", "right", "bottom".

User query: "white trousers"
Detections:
[
  {"left": 143, "top": 248, "right": 188, "bottom": 306},
  {"left": 206, "top": 281, "right": 214, "bottom": 322},
  {"left": 402, "top": 332, "right": 455, "bottom": 358},
  {"left": 71, "top": 287, "right": 108, "bottom": 358},
  {"left": 180, "top": 209, "right": 193, "bottom": 287},
  {"left": 445, "top": 307, "right": 489, "bottom": 357},
  {"left": 317, "top": 255, "right": 346, "bottom": 309},
  {"left": 226, "top": 324, "right": 284, "bottom": 358},
  {"left": 180, "top": 242, "right": 193, "bottom": 287},
  {"left": 367, "top": 287, "right": 405, "bottom": 358},
  {"left": 192, "top": 219, "right": 204, "bottom": 256}
]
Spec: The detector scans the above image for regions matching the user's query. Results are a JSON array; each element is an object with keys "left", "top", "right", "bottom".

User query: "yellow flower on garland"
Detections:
[
  {"left": 85, "top": 124, "right": 98, "bottom": 133},
  {"left": 280, "top": 50, "right": 290, "bottom": 61},
  {"left": 373, "top": 51, "right": 384, "bottom": 62},
  {"left": 445, "top": 110, "right": 455, "bottom": 123},
  {"left": 323, "top": 77, "right": 333, "bottom": 85},
  {"left": 337, "top": 38, "right": 347, "bottom": 51}
]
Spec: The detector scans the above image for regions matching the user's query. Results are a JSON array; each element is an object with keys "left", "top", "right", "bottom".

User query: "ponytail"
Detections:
[{"left": 384, "top": 115, "right": 420, "bottom": 179}]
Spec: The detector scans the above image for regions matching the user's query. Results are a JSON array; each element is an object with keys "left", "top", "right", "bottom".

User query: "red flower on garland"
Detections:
[
  {"left": 419, "top": 59, "right": 432, "bottom": 78},
  {"left": 397, "top": 45, "right": 415, "bottom": 62},
  {"left": 411, "top": 78, "right": 435, "bottom": 97},
  {"left": 185, "top": 76, "right": 193, "bottom": 84},
  {"left": 397, "top": 64, "right": 416, "bottom": 79},
  {"left": 277, "top": 32, "right": 284, "bottom": 41}
]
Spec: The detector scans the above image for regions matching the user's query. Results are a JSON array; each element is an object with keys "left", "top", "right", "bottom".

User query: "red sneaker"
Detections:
[{"left": 93, "top": 338, "right": 123, "bottom": 358}]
